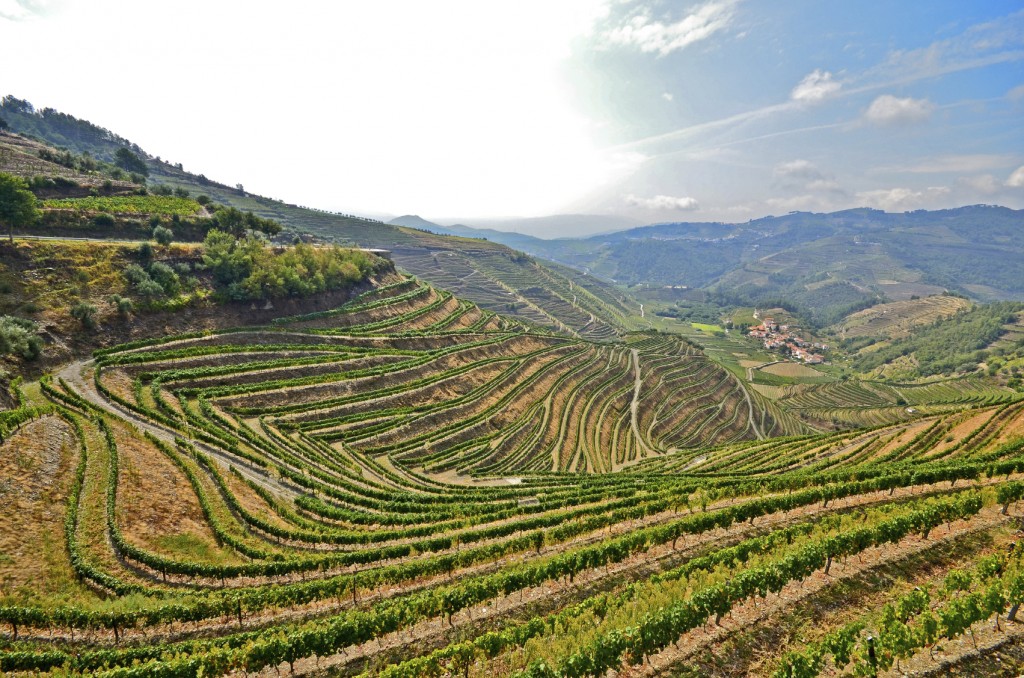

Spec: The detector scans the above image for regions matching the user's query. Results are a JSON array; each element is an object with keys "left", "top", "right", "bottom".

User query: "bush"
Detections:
[
  {"left": 135, "top": 279, "right": 165, "bottom": 298},
  {"left": 196, "top": 195, "right": 210, "bottom": 206},
  {"left": 92, "top": 213, "right": 115, "bottom": 227},
  {"left": 0, "top": 316, "right": 42, "bottom": 360},
  {"left": 151, "top": 185, "right": 174, "bottom": 196},
  {"left": 137, "top": 241, "right": 154, "bottom": 261},
  {"left": 152, "top": 225, "right": 173, "bottom": 246},
  {"left": 109, "top": 294, "right": 134, "bottom": 317},
  {"left": 70, "top": 301, "right": 97, "bottom": 330},
  {"left": 122, "top": 264, "right": 149, "bottom": 285},
  {"left": 148, "top": 261, "right": 180, "bottom": 295}
]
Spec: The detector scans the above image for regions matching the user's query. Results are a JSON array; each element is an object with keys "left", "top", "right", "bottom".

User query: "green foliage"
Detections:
[
  {"left": 91, "top": 213, "right": 115, "bottom": 228},
  {"left": 114, "top": 147, "right": 148, "bottom": 176},
  {"left": 42, "top": 195, "right": 200, "bottom": 216},
  {"left": 69, "top": 301, "right": 97, "bottom": 330},
  {"left": 152, "top": 225, "right": 173, "bottom": 246},
  {"left": 137, "top": 241, "right": 154, "bottom": 261},
  {"left": 853, "top": 302, "right": 1023, "bottom": 376},
  {"left": 201, "top": 229, "right": 377, "bottom": 301},
  {"left": 123, "top": 261, "right": 179, "bottom": 298},
  {"left": 210, "top": 206, "right": 282, "bottom": 236},
  {"left": 0, "top": 315, "right": 42, "bottom": 360},
  {"left": 109, "top": 294, "right": 134, "bottom": 317},
  {"left": 655, "top": 301, "right": 725, "bottom": 324},
  {"left": 0, "top": 172, "right": 40, "bottom": 238}
]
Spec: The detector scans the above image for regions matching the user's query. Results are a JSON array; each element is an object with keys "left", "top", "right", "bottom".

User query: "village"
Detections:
[{"left": 745, "top": 311, "right": 827, "bottom": 364}]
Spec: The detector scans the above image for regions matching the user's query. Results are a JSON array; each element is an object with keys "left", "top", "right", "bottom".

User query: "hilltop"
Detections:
[{"left": 0, "top": 96, "right": 638, "bottom": 341}]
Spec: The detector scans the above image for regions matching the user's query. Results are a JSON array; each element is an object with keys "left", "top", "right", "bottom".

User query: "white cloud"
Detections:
[
  {"left": 960, "top": 174, "right": 1002, "bottom": 194},
  {"left": 773, "top": 160, "right": 845, "bottom": 195},
  {"left": 1007, "top": 84, "right": 1024, "bottom": 101},
  {"left": 625, "top": 194, "right": 700, "bottom": 211},
  {"left": 774, "top": 159, "right": 824, "bottom": 181},
  {"left": 662, "top": 92, "right": 674, "bottom": 102},
  {"left": 1007, "top": 166, "right": 1024, "bottom": 188},
  {"left": 791, "top": 69, "right": 841, "bottom": 102},
  {"left": 0, "top": 0, "right": 53, "bottom": 21},
  {"left": 863, "top": 94, "right": 935, "bottom": 125},
  {"left": 604, "top": 1, "right": 736, "bottom": 57},
  {"left": 856, "top": 186, "right": 950, "bottom": 210},
  {"left": 806, "top": 179, "right": 843, "bottom": 193}
]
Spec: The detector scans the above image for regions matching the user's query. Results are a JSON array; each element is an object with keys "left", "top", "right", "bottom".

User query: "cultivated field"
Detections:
[
  {"left": 834, "top": 295, "right": 971, "bottom": 340},
  {"left": 2, "top": 276, "right": 1024, "bottom": 677}
]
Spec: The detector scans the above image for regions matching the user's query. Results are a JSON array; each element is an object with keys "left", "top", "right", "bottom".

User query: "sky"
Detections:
[{"left": 1, "top": 0, "right": 1023, "bottom": 236}]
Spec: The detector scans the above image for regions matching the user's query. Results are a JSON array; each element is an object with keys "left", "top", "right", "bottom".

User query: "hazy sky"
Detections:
[{"left": 1, "top": 0, "right": 1023, "bottom": 231}]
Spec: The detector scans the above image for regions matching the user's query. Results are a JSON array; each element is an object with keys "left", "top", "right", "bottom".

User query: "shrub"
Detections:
[
  {"left": 92, "top": 213, "right": 116, "bottom": 227},
  {"left": 152, "top": 263, "right": 181, "bottom": 295},
  {"left": 135, "top": 278, "right": 165, "bottom": 298},
  {"left": 137, "top": 241, "right": 154, "bottom": 261},
  {"left": 0, "top": 315, "right": 42, "bottom": 360},
  {"left": 69, "top": 301, "right": 97, "bottom": 330},
  {"left": 123, "top": 264, "right": 149, "bottom": 285},
  {"left": 109, "top": 294, "right": 134, "bottom": 317},
  {"left": 196, "top": 194, "right": 210, "bottom": 206},
  {"left": 152, "top": 225, "right": 173, "bottom": 246}
]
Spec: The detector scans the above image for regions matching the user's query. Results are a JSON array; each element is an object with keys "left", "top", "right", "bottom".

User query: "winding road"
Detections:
[{"left": 56, "top": 359, "right": 297, "bottom": 498}]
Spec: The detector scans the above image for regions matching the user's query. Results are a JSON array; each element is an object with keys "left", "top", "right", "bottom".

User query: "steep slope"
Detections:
[
  {"left": 4, "top": 279, "right": 1024, "bottom": 676},
  {"left": 1, "top": 97, "right": 640, "bottom": 340}
]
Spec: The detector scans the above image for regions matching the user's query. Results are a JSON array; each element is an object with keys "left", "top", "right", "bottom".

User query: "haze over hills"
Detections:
[{"left": 394, "top": 206, "right": 1024, "bottom": 327}]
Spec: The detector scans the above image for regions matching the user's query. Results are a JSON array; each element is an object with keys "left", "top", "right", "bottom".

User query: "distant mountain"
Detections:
[
  {"left": 450, "top": 213, "right": 642, "bottom": 239},
  {"left": 388, "top": 215, "right": 550, "bottom": 252},
  {"left": 504, "top": 206, "right": 1024, "bottom": 326}
]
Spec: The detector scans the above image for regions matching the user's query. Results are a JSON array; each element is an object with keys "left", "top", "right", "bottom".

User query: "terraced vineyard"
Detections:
[
  {"left": 775, "top": 378, "right": 1020, "bottom": 428},
  {"left": 4, "top": 275, "right": 1024, "bottom": 677},
  {"left": 387, "top": 247, "right": 637, "bottom": 342}
]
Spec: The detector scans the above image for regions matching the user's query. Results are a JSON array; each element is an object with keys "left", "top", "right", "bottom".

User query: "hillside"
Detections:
[
  {"left": 455, "top": 206, "right": 1024, "bottom": 327},
  {"left": 0, "top": 98, "right": 638, "bottom": 341},
  {"left": 0, "top": 238, "right": 393, "bottom": 376},
  {"left": 3, "top": 276, "right": 1024, "bottom": 675}
]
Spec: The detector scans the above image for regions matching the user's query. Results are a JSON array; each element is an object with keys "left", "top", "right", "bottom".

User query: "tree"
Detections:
[
  {"left": 0, "top": 172, "right": 40, "bottom": 242},
  {"left": 152, "top": 225, "right": 173, "bottom": 246},
  {"left": 0, "top": 117, "right": 9, "bottom": 133},
  {"left": 114, "top": 147, "right": 149, "bottom": 177}
]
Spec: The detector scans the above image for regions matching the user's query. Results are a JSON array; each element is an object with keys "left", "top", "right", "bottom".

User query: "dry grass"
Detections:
[
  {"left": 0, "top": 416, "right": 82, "bottom": 602},
  {"left": 113, "top": 421, "right": 236, "bottom": 564}
]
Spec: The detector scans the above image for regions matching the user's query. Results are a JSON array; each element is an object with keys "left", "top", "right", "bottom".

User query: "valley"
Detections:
[{"left": 1, "top": 97, "right": 1024, "bottom": 678}]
